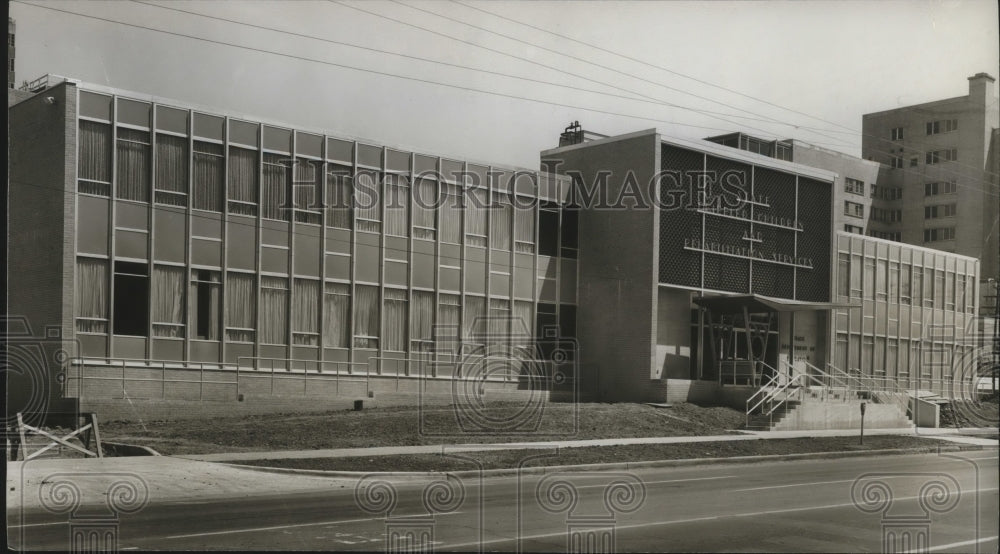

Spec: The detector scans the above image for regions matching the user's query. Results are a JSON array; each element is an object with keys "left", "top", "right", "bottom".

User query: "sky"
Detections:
[{"left": 9, "top": 0, "right": 1000, "bottom": 169}]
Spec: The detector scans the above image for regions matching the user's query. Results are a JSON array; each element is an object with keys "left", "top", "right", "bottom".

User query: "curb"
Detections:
[
  {"left": 103, "top": 442, "right": 162, "bottom": 457},
  {"left": 221, "top": 444, "right": 997, "bottom": 480}
]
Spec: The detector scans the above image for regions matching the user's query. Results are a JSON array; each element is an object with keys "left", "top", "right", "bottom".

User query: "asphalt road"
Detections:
[{"left": 8, "top": 451, "right": 998, "bottom": 552}]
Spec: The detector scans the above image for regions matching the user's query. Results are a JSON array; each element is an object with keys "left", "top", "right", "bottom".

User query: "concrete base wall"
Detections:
[
  {"left": 909, "top": 397, "right": 941, "bottom": 427},
  {"left": 66, "top": 364, "right": 583, "bottom": 423},
  {"left": 773, "top": 400, "right": 913, "bottom": 431}
]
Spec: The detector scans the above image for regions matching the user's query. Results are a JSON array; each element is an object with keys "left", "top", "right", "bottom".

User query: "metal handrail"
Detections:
[{"left": 745, "top": 371, "right": 781, "bottom": 427}]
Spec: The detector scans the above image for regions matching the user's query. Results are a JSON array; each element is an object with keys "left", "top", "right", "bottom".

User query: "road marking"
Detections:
[
  {"left": 575, "top": 475, "right": 735, "bottom": 490},
  {"left": 438, "top": 487, "right": 1000, "bottom": 550},
  {"left": 733, "top": 478, "right": 857, "bottom": 492},
  {"left": 13, "top": 521, "right": 69, "bottom": 528},
  {"left": 908, "top": 535, "right": 998, "bottom": 553},
  {"left": 163, "top": 511, "right": 464, "bottom": 539}
]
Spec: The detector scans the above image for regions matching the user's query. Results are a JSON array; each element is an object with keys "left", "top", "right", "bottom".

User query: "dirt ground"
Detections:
[
  {"left": 232, "top": 435, "right": 950, "bottom": 472},
  {"left": 100, "top": 402, "right": 747, "bottom": 456}
]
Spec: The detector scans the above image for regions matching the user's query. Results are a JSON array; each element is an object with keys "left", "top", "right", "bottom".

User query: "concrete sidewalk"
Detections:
[
  {"left": 6, "top": 456, "right": 357, "bottom": 514},
  {"left": 178, "top": 427, "right": 998, "bottom": 462}
]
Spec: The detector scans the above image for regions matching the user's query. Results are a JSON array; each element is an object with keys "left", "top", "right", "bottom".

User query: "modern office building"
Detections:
[
  {"left": 705, "top": 133, "right": 881, "bottom": 237},
  {"left": 5, "top": 75, "right": 986, "bottom": 422},
  {"left": 7, "top": 76, "right": 580, "bottom": 416},
  {"left": 861, "top": 73, "right": 999, "bottom": 291},
  {"left": 543, "top": 128, "right": 979, "bottom": 403}
]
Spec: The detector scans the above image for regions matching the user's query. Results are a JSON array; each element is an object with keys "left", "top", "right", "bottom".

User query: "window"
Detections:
[
  {"left": 384, "top": 174, "right": 409, "bottom": 237},
  {"left": 924, "top": 204, "right": 957, "bottom": 219},
  {"left": 151, "top": 266, "right": 185, "bottom": 338},
  {"left": 326, "top": 165, "right": 353, "bottom": 229},
  {"left": 355, "top": 171, "right": 381, "bottom": 233},
  {"left": 116, "top": 128, "right": 151, "bottom": 202},
  {"left": 410, "top": 291, "right": 434, "bottom": 352},
  {"left": 463, "top": 295, "right": 486, "bottom": 344},
  {"left": 945, "top": 272, "right": 955, "bottom": 311},
  {"left": 293, "top": 158, "right": 322, "bottom": 225},
  {"left": 514, "top": 196, "right": 536, "bottom": 253},
  {"left": 465, "top": 187, "right": 488, "bottom": 247},
  {"left": 561, "top": 208, "right": 579, "bottom": 258},
  {"left": 190, "top": 269, "right": 221, "bottom": 340},
  {"left": 539, "top": 203, "right": 559, "bottom": 257},
  {"left": 863, "top": 258, "right": 875, "bottom": 300},
  {"left": 844, "top": 224, "right": 864, "bottom": 234},
  {"left": 227, "top": 146, "right": 258, "bottom": 216},
  {"left": 322, "top": 282, "right": 350, "bottom": 348},
  {"left": 353, "top": 285, "right": 379, "bottom": 348},
  {"left": 79, "top": 121, "right": 112, "bottom": 196},
  {"left": 891, "top": 127, "right": 904, "bottom": 141},
  {"left": 262, "top": 153, "right": 290, "bottom": 221},
  {"left": 900, "top": 265, "right": 911, "bottom": 304},
  {"left": 512, "top": 301, "right": 534, "bottom": 349},
  {"left": 923, "top": 227, "right": 956, "bottom": 242},
  {"left": 888, "top": 262, "right": 900, "bottom": 302},
  {"left": 260, "top": 276, "right": 288, "bottom": 344},
  {"left": 437, "top": 294, "right": 460, "bottom": 348},
  {"left": 890, "top": 156, "right": 903, "bottom": 169},
  {"left": 193, "top": 141, "right": 224, "bottom": 212},
  {"left": 926, "top": 119, "right": 958, "bottom": 135},
  {"left": 913, "top": 268, "right": 923, "bottom": 306},
  {"left": 844, "top": 178, "right": 865, "bottom": 195},
  {"left": 292, "top": 279, "right": 319, "bottom": 345},
  {"left": 412, "top": 178, "right": 437, "bottom": 240},
  {"left": 876, "top": 259, "right": 887, "bottom": 301},
  {"left": 837, "top": 253, "right": 850, "bottom": 297},
  {"left": 490, "top": 192, "right": 513, "bottom": 250},
  {"left": 113, "top": 261, "right": 149, "bottom": 336},
  {"left": 489, "top": 299, "right": 511, "bottom": 346},
  {"left": 440, "top": 184, "right": 462, "bottom": 243},
  {"left": 844, "top": 201, "right": 864, "bottom": 218},
  {"left": 849, "top": 254, "right": 862, "bottom": 297},
  {"left": 925, "top": 180, "right": 957, "bottom": 196},
  {"left": 154, "top": 134, "right": 188, "bottom": 206},
  {"left": 76, "top": 258, "right": 108, "bottom": 333},
  {"left": 383, "top": 288, "right": 407, "bottom": 351},
  {"left": 925, "top": 149, "right": 957, "bottom": 164},
  {"left": 226, "top": 272, "right": 255, "bottom": 342},
  {"left": 909, "top": 157, "right": 918, "bottom": 167}
]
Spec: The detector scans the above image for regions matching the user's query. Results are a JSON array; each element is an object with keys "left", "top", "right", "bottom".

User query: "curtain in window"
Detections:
[
  {"left": 465, "top": 188, "right": 487, "bottom": 245},
  {"left": 326, "top": 169, "right": 352, "bottom": 229},
  {"left": 384, "top": 288, "right": 408, "bottom": 351},
  {"left": 463, "top": 295, "right": 486, "bottom": 343},
  {"left": 294, "top": 158, "right": 322, "bottom": 222},
  {"left": 193, "top": 141, "right": 224, "bottom": 212},
  {"left": 190, "top": 271, "right": 221, "bottom": 340},
  {"left": 226, "top": 273, "right": 255, "bottom": 342},
  {"left": 152, "top": 266, "right": 185, "bottom": 338},
  {"left": 154, "top": 134, "right": 188, "bottom": 206},
  {"left": 291, "top": 279, "right": 319, "bottom": 345},
  {"left": 260, "top": 276, "right": 288, "bottom": 344},
  {"left": 355, "top": 172, "right": 381, "bottom": 233},
  {"left": 440, "top": 184, "right": 462, "bottom": 244},
  {"left": 512, "top": 301, "right": 533, "bottom": 348},
  {"left": 490, "top": 193, "right": 512, "bottom": 250},
  {"left": 354, "top": 285, "right": 379, "bottom": 347},
  {"left": 412, "top": 179, "right": 437, "bottom": 240},
  {"left": 79, "top": 121, "right": 111, "bottom": 192},
  {"left": 323, "top": 282, "right": 350, "bottom": 347},
  {"left": 76, "top": 259, "right": 108, "bottom": 333},
  {"left": 262, "top": 153, "right": 289, "bottom": 221},
  {"left": 411, "top": 291, "right": 434, "bottom": 347},
  {"left": 384, "top": 174, "right": 409, "bottom": 237},
  {"left": 489, "top": 299, "right": 510, "bottom": 345},
  {"left": 437, "top": 294, "right": 460, "bottom": 348},
  {"left": 228, "top": 147, "right": 258, "bottom": 214},
  {"left": 514, "top": 200, "right": 535, "bottom": 253},
  {"left": 116, "top": 128, "right": 151, "bottom": 202}
]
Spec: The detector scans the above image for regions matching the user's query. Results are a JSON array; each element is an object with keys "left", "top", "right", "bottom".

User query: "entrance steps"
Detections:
[{"left": 746, "top": 393, "right": 914, "bottom": 431}]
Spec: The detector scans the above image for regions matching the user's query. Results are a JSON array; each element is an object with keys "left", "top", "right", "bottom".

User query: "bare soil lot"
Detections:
[
  {"left": 101, "top": 402, "right": 746, "bottom": 456},
  {"left": 232, "top": 436, "right": 951, "bottom": 472}
]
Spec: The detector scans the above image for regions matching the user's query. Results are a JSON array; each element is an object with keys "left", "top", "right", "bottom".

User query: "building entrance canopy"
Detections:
[{"left": 693, "top": 294, "right": 859, "bottom": 314}]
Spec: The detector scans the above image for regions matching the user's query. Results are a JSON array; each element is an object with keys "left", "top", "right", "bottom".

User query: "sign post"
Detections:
[{"left": 860, "top": 402, "right": 867, "bottom": 446}]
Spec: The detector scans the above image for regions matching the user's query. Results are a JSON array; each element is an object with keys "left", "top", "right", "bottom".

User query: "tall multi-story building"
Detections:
[
  {"left": 861, "top": 73, "right": 999, "bottom": 293},
  {"left": 7, "top": 18, "right": 15, "bottom": 90},
  {"left": 705, "top": 133, "right": 881, "bottom": 237}
]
